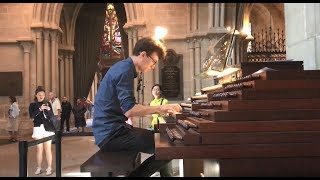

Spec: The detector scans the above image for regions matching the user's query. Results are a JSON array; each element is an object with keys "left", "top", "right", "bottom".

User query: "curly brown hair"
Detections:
[{"left": 132, "top": 37, "right": 167, "bottom": 60}]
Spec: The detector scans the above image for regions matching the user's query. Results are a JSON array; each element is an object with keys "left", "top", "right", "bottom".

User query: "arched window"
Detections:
[{"left": 100, "top": 3, "right": 122, "bottom": 58}]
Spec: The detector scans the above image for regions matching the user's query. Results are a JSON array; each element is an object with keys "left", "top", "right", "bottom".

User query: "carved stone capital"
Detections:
[
  {"left": 19, "top": 41, "right": 33, "bottom": 53},
  {"left": 188, "top": 41, "right": 195, "bottom": 49},
  {"left": 195, "top": 41, "right": 201, "bottom": 48},
  {"left": 33, "top": 28, "right": 43, "bottom": 39},
  {"left": 50, "top": 30, "right": 59, "bottom": 41},
  {"left": 43, "top": 30, "right": 50, "bottom": 40}
]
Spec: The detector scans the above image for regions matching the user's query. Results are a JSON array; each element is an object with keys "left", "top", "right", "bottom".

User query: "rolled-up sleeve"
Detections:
[{"left": 116, "top": 70, "right": 136, "bottom": 114}]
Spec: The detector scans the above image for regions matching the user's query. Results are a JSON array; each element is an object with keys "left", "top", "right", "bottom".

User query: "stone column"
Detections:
[
  {"left": 43, "top": 30, "right": 51, "bottom": 92},
  {"left": 57, "top": 53, "right": 62, "bottom": 97},
  {"left": 62, "top": 52, "right": 68, "bottom": 97},
  {"left": 19, "top": 41, "right": 33, "bottom": 103},
  {"left": 192, "top": 4, "right": 198, "bottom": 31},
  {"left": 127, "top": 29, "right": 133, "bottom": 56},
  {"left": 50, "top": 30, "right": 58, "bottom": 94},
  {"left": 65, "top": 52, "right": 70, "bottom": 99},
  {"left": 214, "top": 3, "right": 220, "bottom": 28},
  {"left": 133, "top": 28, "right": 138, "bottom": 47},
  {"left": 220, "top": 3, "right": 225, "bottom": 27},
  {"left": 189, "top": 41, "right": 195, "bottom": 96},
  {"left": 35, "top": 29, "right": 44, "bottom": 86},
  {"left": 69, "top": 53, "right": 74, "bottom": 105},
  {"left": 59, "top": 55, "right": 65, "bottom": 98},
  {"left": 195, "top": 40, "right": 201, "bottom": 93},
  {"left": 208, "top": 3, "right": 214, "bottom": 30}
]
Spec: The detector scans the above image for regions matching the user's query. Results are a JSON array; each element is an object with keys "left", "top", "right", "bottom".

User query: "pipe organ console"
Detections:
[{"left": 155, "top": 61, "right": 320, "bottom": 176}]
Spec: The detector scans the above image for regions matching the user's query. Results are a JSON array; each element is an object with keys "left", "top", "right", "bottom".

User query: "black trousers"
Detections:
[
  {"left": 99, "top": 126, "right": 173, "bottom": 177},
  {"left": 61, "top": 114, "right": 70, "bottom": 131}
]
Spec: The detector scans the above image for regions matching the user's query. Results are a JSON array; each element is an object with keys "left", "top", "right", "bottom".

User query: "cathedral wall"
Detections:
[
  {"left": 0, "top": 3, "right": 33, "bottom": 40},
  {"left": 0, "top": 3, "right": 34, "bottom": 129},
  {"left": 142, "top": 3, "right": 188, "bottom": 39},
  {"left": 285, "top": 3, "right": 320, "bottom": 70}
]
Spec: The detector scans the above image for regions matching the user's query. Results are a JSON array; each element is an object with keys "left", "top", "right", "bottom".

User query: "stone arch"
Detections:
[
  {"left": 69, "top": 3, "right": 83, "bottom": 48},
  {"left": 249, "top": 3, "right": 284, "bottom": 33},
  {"left": 31, "top": 3, "right": 63, "bottom": 30},
  {"left": 124, "top": 3, "right": 144, "bottom": 23},
  {"left": 33, "top": 3, "right": 138, "bottom": 49}
]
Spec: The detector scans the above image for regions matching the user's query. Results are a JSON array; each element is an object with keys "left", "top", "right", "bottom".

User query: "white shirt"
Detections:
[
  {"left": 50, "top": 98, "right": 61, "bottom": 116},
  {"left": 9, "top": 102, "right": 20, "bottom": 118}
]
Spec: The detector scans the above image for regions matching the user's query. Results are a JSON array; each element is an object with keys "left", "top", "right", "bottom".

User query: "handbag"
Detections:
[{"left": 42, "top": 110, "right": 56, "bottom": 132}]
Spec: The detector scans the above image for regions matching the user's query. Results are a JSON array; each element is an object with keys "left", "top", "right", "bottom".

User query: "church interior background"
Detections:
[{"left": 0, "top": 3, "right": 320, "bottom": 176}]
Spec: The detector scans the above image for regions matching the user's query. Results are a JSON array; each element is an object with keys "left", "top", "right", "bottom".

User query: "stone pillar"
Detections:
[
  {"left": 62, "top": 52, "right": 68, "bottom": 97},
  {"left": 93, "top": 73, "right": 98, "bottom": 103},
  {"left": 195, "top": 40, "right": 201, "bottom": 93},
  {"left": 43, "top": 30, "right": 51, "bottom": 92},
  {"left": 59, "top": 55, "right": 65, "bottom": 98},
  {"left": 189, "top": 41, "right": 195, "bottom": 96},
  {"left": 35, "top": 29, "right": 44, "bottom": 86},
  {"left": 69, "top": 53, "right": 74, "bottom": 105},
  {"left": 50, "top": 30, "right": 58, "bottom": 94},
  {"left": 133, "top": 28, "right": 138, "bottom": 48},
  {"left": 127, "top": 29, "right": 133, "bottom": 56},
  {"left": 214, "top": 3, "right": 220, "bottom": 28},
  {"left": 192, "top": 4, "right": 198, "bottom": 31},
  {"left": 220, "top": 3, "right": 225, "bottom": 27},
  {"left": 65, "top": 52, "right": 70, "bottom": 99},
  {"left": 19, "top": 41, "right": 33, "bottom": 103},
  {"left": 208, "top": 3, "right": 214, "bottom": 30}
]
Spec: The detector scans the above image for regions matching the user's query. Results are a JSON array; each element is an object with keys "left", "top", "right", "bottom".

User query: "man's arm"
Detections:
[{"left": 124, "top": 103, "right": 182, "bottom": 118}]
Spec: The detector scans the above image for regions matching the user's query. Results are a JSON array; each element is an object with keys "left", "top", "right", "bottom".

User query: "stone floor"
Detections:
[
  {"left": 0, "top": 135, "right": 181, "bottom": 177},
  {"left": 0, "top": 118, "right": 181, "bottom": 177}
]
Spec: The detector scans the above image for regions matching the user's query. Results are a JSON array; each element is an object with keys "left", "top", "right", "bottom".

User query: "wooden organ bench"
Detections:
[
  {"left": 80, "top": 150, "right": 141, "bottom": 177},
  {"left": 156, "top": 61, "right": 320, "bottom": 177}
]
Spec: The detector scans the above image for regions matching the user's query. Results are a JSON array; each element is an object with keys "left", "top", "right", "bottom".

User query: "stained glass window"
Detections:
[{"left": 100, "top": 3, "right": 122, "bottom": 58}]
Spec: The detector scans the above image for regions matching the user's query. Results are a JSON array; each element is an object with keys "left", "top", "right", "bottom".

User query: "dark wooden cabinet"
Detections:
[{"left": 155, "top": 61, "right": 320, "bottom": 176}]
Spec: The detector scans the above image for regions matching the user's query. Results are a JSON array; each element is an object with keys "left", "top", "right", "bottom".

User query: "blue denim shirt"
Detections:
[{"left": 92, "top": 57, "right": 137, "bottom": 146}]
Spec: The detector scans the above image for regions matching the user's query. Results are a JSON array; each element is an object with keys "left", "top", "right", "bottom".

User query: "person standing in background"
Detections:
[
  {"left": 29, "top": 86, "right": 54, "bottom": 176},
  {"left": 148, "top": 84, "right": 173, "bottom": 176},
  {"left": 7, "top": 96, "right": 20, "bottom": 142},
  {"left": 86, "top": 99, "right": 94, "bottom": 119},
  {"left": 48, "top": 92, "right": 61, "bottom": 131},
  {"left": 61, "top": 96, "right": 72, "bottom": 132},
  {"left": 73, "top": 98, "right": 87, "bottom": 132},
  {"left": 149, "top": 84, "right": 169, "bottom": 131}
]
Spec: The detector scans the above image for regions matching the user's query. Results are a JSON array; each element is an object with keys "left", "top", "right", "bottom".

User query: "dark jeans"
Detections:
[
  {"left": 61, "top": 114, "right": 70, "bottom": 131},
  {"left": 51, "top": 115, "right": 61, "bottom": 131},
  {"left": 99, "top": 126, "right": 173, "bottom": 177}
]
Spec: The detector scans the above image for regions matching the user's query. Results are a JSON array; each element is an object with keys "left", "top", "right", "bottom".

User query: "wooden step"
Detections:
[
  {"left": 223, "top": 70, "right": 320, "bottom": 86},
  {"left": 210, "top": 99, "right": 320, "bottom": 111},
  {"left": 207, "top": 88, "right": 320, "bottom": 101},
  {"left": 240, "top": 79, "right": 320, "bottom": 90},
  {"left": 160, "top": 123, "right": 320, "bottom": 145},
  {"left": 200, "top": 131, "right": 320, "bottom": 145},
  {"left": 259, "top": 70, "right": 320, "bottom": 80},
  {"left": 185, "top": 117, "right": 320, "bottom": 133},
  {"left": 154, "top": 133, "right": 320, "bottom": 160},
  {"left": 212, "top": 109, "right": 320, "bottom": 122},
  {"left": 172, "top": 109, "right": 320, "bottom": 122}
]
